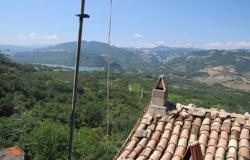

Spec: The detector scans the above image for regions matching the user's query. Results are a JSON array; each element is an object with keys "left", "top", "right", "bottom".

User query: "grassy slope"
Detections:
[{"left": 156, "top": 49, "right": 250, "bottom": 91}]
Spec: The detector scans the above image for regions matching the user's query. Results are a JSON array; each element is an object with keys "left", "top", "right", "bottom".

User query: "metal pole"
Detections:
[{"left": 68, "top": 0, "right": 89, "bottom": 159}]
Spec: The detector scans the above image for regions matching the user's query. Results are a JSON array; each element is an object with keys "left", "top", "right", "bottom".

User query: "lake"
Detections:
[{"left": 34, "top": 63, "right": 104, "bottom": 71}]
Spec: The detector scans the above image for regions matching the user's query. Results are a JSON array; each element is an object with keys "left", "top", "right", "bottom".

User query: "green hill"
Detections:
[
  {"left": 161, "top": 49, "right": 250, "bottom": 91},
  {"left": 13, "top": 41, "right": 158, "bottom": 71},
  {"left": 11, "top": 41, "right": 199, "bottom": 72},
  {"left": 1, "top": 56, "right": 249, "bottom": 159}
]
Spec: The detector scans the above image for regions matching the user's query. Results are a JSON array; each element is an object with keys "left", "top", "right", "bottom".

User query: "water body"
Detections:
[{"left": 34, "top": 63, "right": 104, "bottom": 71}]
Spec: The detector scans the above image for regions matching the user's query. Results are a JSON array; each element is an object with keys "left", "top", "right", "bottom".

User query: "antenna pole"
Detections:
[{"left": 68, "top": 0, "right": 89, "bottom": 160}]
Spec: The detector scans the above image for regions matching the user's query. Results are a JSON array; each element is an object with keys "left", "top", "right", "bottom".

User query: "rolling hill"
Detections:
[
  {"left": 10, "top": 41, "right": 198, "bottom": 71},
  {"left": 162, "top": 49, "right": 250, "bottom": 91},
  {"left": 6, "top": 41, "right": 250, "bottom": 91}
]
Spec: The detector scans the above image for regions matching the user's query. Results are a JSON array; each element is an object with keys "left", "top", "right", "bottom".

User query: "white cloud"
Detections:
[
  {"left": 29, "top": 32, "right": 40, "bottom": 39},
  {"left": 19, "top": 32, "right": 59, "bottom": 43},
  {"left": 207, "top": 42, "right": 223, "bottom": 47},
  {"left": 205, "top": 41, "right": 250, "bottom": 49},
  {"left": 155, "top": 41, "right": 166, "bottom": 46},
  {"left": 133, "top": 42, "right": 153, "bottom": 48},
  {"left": 236, "top": 41, "right": 250, "bottom": 47},
  {"left": 133, "top": 41, "right": 164, "bottom": 48},
  {"left": 43, "top": 34, "right": 58, "bottom": 40},
  {"left": 133, "top": 33, "right": 142, "bottom": 38}
]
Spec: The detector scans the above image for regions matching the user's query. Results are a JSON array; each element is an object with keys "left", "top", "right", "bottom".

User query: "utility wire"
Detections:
[{"left": 106, "top": 0, "right": 113, "bottom": 144}]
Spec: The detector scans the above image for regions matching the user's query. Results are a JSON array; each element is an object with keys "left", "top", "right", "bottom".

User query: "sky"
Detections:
[{"left": 0, "top": 0, "right": 250, "bottom": 49}]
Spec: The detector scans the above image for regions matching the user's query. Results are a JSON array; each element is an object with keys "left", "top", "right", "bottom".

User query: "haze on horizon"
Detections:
[{"left": 0, "top": 0, "right": 250, "bottom": 49}]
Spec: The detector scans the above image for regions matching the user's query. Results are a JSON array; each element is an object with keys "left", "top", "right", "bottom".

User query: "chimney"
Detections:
[{"left": 151, "top": 75, "right": 168, "bottom": 106}]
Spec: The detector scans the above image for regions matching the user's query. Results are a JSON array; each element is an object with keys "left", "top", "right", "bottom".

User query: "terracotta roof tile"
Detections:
[
  {"left": 149, "top": 150, "right": 161, "bottom": 160},
  {"left": 138, "top": 138, "right": 148, "bottom": 148},
  {"left": 227, "top": 147, "right": 237, "bottom": 159},
  {"left": 165, "top": 143, "right": 177, "bottom": 157},
  {"left": 206, "top": 145, "right": 216, "bottom": 155},
  {"left": 238, "top": 146, "right": 250, "bottom": 159},
  {"left": 240, "top": 128, "right": 249, "bottom": 139},
  {"left": 115, "top": 103, "right": 250, "bottom": 160},
  {"left": 174, "top": 145, "right": 186, "bottom": 158},
  {"left": 180, "top": 129, "right": 189, "bottom": 139},
  {"left": 215, "top": 147, "right": 226, "bottom": 159},
  {"left": 5, "top": 146, "right": 24, "bottom": 156},
  {"left": 160, "top": 151, "right": 172, "bottom": 160},
  {"left": 155, "top": 138, "right": 168, "bottom": 152},
  {"left": 204, "top": 153, "right": 214, "bottom": 160}
]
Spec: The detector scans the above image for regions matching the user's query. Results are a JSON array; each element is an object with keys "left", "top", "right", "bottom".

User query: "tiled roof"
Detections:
[
  {"left": 0, "top": 146, "right": 25, "bottom": 159},
  {"left": 6, "top": 146, "right": 25, "bottom": 156},
  {"left": 114, "top": 76, "right": 250, "bottom": 160}
]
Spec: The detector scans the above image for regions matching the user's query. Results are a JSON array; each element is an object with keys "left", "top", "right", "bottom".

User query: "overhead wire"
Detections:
[{"left": 106, "top": 0, "right": 113, "bottom": 144}]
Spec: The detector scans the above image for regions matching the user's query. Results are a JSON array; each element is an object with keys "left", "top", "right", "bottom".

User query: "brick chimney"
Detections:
[{"left": 151, "top": 75, "right": 168, "bottom": 106}]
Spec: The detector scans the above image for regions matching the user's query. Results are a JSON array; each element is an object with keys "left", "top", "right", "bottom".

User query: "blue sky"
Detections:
[{"left": 0, "top": 0, "right": 250, "bottom": 49}]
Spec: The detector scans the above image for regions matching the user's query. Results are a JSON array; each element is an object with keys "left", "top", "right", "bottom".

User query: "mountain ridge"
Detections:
[{"left": 11, "top": 41, "right": 200, "bottom": 71}]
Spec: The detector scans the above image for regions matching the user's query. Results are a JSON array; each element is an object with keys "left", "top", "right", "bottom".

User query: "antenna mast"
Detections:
[{"left": 68, "top": 0, "right": 89, "bottom": 160}]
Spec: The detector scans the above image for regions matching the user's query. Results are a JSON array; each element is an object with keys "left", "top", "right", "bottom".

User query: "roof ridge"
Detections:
[{"left": 176, "top": 103, "right": 250, "bottom": 121}]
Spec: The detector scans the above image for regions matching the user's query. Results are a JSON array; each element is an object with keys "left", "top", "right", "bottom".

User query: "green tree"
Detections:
[{"left": 24, "top": 121, "right": 68, "bottom": 160}]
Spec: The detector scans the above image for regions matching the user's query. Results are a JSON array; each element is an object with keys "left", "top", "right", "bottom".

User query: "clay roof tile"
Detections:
[
  {"left": 177, "top": 138, "right": 188, "bottom": 148},
  {"left": 239, "top": 139, "right": 250, "bottom": 149},
  {"left": 115, "top": 103, "right": 250, "bottom": 160},
  {"left": 230, "top": 130, "right": 240, "bottom": 140},
  {"left": 228, "top": 139, "right": 237, "bottom": 149},
  {"left": 161, "top": 151, "right": 172, "bottom": 160},
  {"left": 155, "top": 122, "right": 165, "bottom": 132},
  {"left": 180, "top": 129, "right": 190, "bottom": 139},
  {"left": 217, "top": 138, "right": 228, "bottom": 149},
  {"left": 238, "top": 146, "right": 250, "bottom": 159},
  {"left": 151, "top": 131, "right": 162, "bottom": 141},
  {"left": 227, "top": 147, "right": 237, "bottom": 159},
  {"left": 204, "top": 153, "right": 214, "bottom": 160},
  {"left": 215, "top": 147, "right": 226, "bottom": 159},
  {"left": 149, "top": 150, "right": 161, "bottom": 160},
  {"left": 174, "top": 146, "right": 186, "bottom": 158},
  {"left": 206, "top": 146, "right": 216, "bottom": 155},
  {"left": 240, "top": 128, "right": 249, "bottom": 139},
  {"left": 6, "top": 146, "right": 24, "bottom": 156},
  {"left": 188, "top": 134, "right": 198, "bottom": 144},
  {"left": 156, "top": 138, "right": 168, "bottom": 152},
  {"left": 161, "top": 129, "right": 172, "bottom": 140}
]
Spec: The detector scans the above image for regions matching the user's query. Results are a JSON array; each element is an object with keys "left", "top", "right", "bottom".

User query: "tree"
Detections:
[{"left": 24, "top": 121, "right": 68, "bottom": 160}]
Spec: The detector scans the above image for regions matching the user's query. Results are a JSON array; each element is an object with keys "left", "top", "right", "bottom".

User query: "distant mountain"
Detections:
[
  {"left": 152, "top": 45, "right": 200, "bottom": 57},
  {"left": 0, "top": 44, "right": 35, "bottom": 54},
  {"left": 14, "top": 41, "right": 197, "bottom": 71},
  {"left": 13, "top": 41, "right": 154, "bottom": 72},
  {"left": 130, "top": 46, "right": 201, "bottom": 64},
  {"left": 6, "top": 41, "right": 250, "bottom": 91},
  {"left": 10, "top": 41, "right": 204, "bottom": 72},
  {"left": 162, "top": 49, "right": 250, "bottom": 91}
]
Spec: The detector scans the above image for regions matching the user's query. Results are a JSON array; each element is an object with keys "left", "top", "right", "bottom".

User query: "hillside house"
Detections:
[{"left": 0, "top": 146, "right": 25, "bottom": 160}]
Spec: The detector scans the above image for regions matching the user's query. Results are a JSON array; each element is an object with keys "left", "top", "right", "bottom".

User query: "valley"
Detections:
[
  {"left": 3, "top": 41, "right": 250, "bottom": 91},
  {"left": 1, "top": 49, "right": 250, "bottom": 159}
]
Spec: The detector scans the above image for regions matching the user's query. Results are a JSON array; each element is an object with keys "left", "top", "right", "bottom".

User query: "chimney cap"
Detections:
[
  {"left": 154, "top": 75, "right": 167, "bottom": 91},
  {"left": 150, "top": 75, "right": 168, "bottom": 108}
]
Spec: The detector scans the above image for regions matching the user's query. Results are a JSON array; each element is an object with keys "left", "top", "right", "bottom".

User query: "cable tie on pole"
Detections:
[{"left": 75, "top": 13, "right": 90, "bottom": 18}]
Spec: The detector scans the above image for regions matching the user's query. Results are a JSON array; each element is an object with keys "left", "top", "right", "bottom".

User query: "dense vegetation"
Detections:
[{"left": 0, "top": 56, "right": 249, "bottom": 159}]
